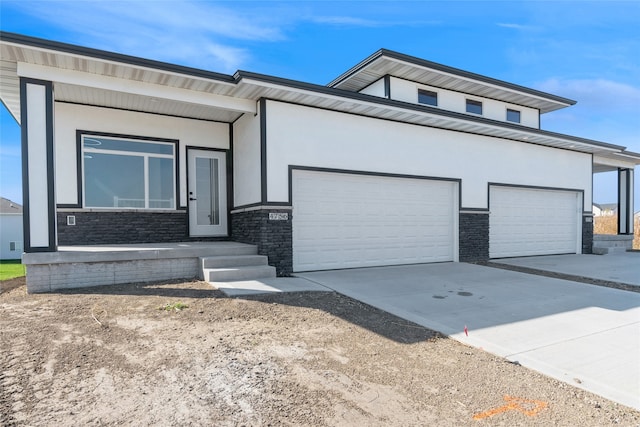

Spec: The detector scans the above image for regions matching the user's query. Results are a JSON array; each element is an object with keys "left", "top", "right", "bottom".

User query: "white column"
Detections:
[{"left": 21, "top": 78, "right": 57, "bottom": 252}]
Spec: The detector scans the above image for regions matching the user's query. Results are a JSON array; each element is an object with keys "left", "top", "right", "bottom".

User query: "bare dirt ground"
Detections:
[{"left": 1, "top": 278, "right": 639, "bottom": 426}]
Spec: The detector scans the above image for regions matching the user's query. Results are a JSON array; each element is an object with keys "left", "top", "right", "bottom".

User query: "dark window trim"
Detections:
[
  {"left": 506, "top": 108, "right": 521, "bottom": 123},
  {"left": 20, "top": 77, "right": 56, "bottom": 252},
  {"left": 74, "top": 130, "right": 180, "bottom": 211},
  {"left": 466, "top": 99, "right": 483, "bottom": 115},
  {"left": 260, "top": 98, "right": 268, "bottom": 204},
  {"left": 418, "top": 89, "right": 438, "bottom": 107}
]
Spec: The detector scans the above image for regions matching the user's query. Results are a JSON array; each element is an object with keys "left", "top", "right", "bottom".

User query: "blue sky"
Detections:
[{"left": 1, "top": 0, "right": 639, "bottom": 210}]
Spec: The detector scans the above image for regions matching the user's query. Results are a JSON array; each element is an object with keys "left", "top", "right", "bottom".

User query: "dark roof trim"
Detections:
[
  {"left": 1, "top": 31, "right": 624, "bottom": 153},
  {"left": 328, "top": 49, "right": 577, "bottom": 106},
  {"left": 236, "top": 70, "right": 623, "bottom": 151},
  {"left": 0, "top": 31, "right": 236, "bottom": 84}
]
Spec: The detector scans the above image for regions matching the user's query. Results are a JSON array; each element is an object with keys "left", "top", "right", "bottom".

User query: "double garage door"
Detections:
[
  {"left": 292, "top": 171, "right": 581, "bottom": 272},
  {"left": 292, "top": 170, "right": 458, "bottom": 272},
  {"left": 489, "top": 186, "right": 581, "bottom": 258}
]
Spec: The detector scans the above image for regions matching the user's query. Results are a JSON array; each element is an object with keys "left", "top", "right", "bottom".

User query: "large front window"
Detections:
[{"left": 82, "top": 135, "right": 176, "bottom": 209}]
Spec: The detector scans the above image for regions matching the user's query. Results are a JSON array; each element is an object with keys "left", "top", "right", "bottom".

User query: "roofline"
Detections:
[
  {"left": 237, "top": 71, "right": 622, "bottom": 152},
  {"left": 328, "top": 48, "right": 577, "bottom": 107},
  {"left": 0, "top": 31, "right": 236, "bottom": 84},
  {"left": 0, "top": 32, "right": 626, "bottom": 154}
]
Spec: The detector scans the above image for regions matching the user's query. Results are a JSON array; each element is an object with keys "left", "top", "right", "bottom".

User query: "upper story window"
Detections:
[
  {"left": 506, "top": 108, "right": 521, "bottom": 123},
  {"left": 418, "top": 89, "right": 438, "bottom": 106},
  {"left": 466, "top": 99, "right": 483, "bottom": 115},
  {"left": 82, "top": 134, "right": 176, "bottom": 209}
]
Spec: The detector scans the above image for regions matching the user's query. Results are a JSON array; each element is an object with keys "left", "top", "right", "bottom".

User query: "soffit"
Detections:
[{"left": 329, "top": 53, "right": 574, "bottom": 114}]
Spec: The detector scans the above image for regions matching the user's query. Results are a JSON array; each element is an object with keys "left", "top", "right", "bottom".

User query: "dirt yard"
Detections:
[{"left": 1, "top": 278, "right": 639, "bottom": 426}]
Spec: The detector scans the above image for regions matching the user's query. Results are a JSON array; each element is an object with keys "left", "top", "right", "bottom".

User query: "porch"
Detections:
[{"left": 22, "top": 241, "right": 275, "bottom": 293}]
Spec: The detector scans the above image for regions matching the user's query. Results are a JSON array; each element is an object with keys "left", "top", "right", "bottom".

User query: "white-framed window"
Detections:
[
  {"left": 466, "top": 99, "right": 483, "bottom": 115},
  {"left": 82, "top": 134, "right": 176, "bottom": 209},
  {"left": 418, "top": 89, "right": 438, "bottom": 106},
  {"left": 507, "top": 108, "right": 521, "bottom": 123}
]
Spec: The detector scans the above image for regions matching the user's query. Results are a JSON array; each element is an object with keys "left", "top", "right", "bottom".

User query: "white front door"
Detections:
[{"left": 188, "top": 149, "right": 227, "bottom": 237}]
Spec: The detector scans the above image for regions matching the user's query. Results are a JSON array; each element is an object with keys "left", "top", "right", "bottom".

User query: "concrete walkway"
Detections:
[
  {"left": 494, "top": 253, "right": 640, "bottom": 287},
  {"left": 297, "top": 263, "right": 640, "bottom": 410}
]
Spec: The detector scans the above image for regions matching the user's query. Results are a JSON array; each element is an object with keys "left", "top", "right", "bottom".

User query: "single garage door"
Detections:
[
  {"left": 489, "top": 186, "right": 581, "bottom": 258},
  {"left": 292, "top": 170, "right": 458, "bottom": 272}
]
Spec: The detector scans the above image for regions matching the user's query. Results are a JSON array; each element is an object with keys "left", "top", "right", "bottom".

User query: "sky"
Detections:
[{"left": 0, "top": 0, "right": 639, "bottom": 210}]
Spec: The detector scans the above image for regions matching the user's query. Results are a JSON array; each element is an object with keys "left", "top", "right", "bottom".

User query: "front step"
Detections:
[
  {"left": 202, "top": 264, "right": 276, "bottom": 282},
  {"left": 200, "top": 253, "right": 276, "bottom": 282}
]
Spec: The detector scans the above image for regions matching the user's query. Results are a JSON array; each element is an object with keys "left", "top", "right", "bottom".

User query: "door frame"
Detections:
[{"left": 186, "top": 146, "right": 232, "bottom": 237}]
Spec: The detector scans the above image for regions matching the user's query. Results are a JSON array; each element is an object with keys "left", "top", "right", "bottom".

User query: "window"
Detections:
[
  {"left": 418, "top": 89, "right": 438, "bottom": 106},
  {"left": 466, "top": 99, "right": 483, "bottom": 114},
  {"left": 82, "top": 135, "right": 176, "bottom": 209},
  {"left": 507, "top": 108, "right": 521, "bottom": 123}
]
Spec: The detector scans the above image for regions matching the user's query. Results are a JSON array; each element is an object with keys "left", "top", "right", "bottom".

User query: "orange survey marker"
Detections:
[{"left": 473, "top": 395, "right": 548, "bottom": 420}]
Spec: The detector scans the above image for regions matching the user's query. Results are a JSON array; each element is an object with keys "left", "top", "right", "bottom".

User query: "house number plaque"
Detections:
[{"left": 268, "top": 213, "right": 289, "bottom": 221}]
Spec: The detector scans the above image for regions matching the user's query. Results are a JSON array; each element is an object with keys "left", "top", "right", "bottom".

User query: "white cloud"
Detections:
[
  {"left": 497, "top": 22, "right": 539, "bottom": 31},
  {"left": 535, "top": 78, "right": 640, "bottom": 109},
  {"left": 310, "top": 16, "right": 382, "bottom": 27}
]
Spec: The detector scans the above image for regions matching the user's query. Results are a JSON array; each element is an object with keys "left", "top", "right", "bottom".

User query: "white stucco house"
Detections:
[
  {"left": 0, "top": 197, "right": 23, "bottom": 260},
  {"left": 1, "top": 32, "right": 638, "bottom": 291}
]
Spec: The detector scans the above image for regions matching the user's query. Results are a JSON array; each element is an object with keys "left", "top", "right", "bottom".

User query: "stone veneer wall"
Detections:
[
  {"left": 231, "top": 208, "right": 292, "bottom": 276},
  {"left": 459, "top": 211, "right": 489, "bottom": 262},
  {"left": 582, "top": 215, "right": 593, "bottom": 254},
  {"left": 57, "top": 211, "right": 226, "bottom": 245}
]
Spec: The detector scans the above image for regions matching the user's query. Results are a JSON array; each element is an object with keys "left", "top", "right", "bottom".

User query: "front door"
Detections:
[{"left": 187, "top": 149, "right": 227, "bottom": 237}]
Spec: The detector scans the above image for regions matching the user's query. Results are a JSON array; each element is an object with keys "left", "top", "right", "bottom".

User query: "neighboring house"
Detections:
[
  {"left": 0, "top": 197, "right": 23, "bottom": 260},
  {"left": 0, "top": 32, "right": 638, "bottom": 285},
  {"left": 593, "top": 203, "right": 618, "bottom": 217}
]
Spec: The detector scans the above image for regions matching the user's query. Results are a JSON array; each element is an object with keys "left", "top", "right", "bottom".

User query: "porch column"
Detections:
[
  {"left": 20, "top": 78, "right": 57, "bottom": 252},
  {"left": 618, "top": 168, "right": 634, "bottom": 235}
]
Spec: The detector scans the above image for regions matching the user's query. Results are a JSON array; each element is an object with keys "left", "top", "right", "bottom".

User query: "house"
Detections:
[
  {"left": 593, "top": 203, "right": 618, "bottom": 217},
  {"left": 1, "top": 32, "right": 638, "bottom": 291},
  {"left": 0, "top": 197, "right": 23, "bottom": 260}
]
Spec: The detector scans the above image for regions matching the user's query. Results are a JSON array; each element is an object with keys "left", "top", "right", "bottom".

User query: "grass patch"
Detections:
[
  {"left": 0, "top": 260, "right": 26, "bottom": 281},
  {"left": 159, "top": 302, "right": 189, "bottom": 311}
]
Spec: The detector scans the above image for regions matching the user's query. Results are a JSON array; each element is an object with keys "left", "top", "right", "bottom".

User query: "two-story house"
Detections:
[{"left": 1, "top": 33, "right": 638, "bottom": 291}]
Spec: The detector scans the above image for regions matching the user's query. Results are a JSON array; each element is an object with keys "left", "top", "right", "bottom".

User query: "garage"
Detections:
[
  {"left": 292, "top": 169, "right": 458, "bottom": 272},
  {"left": 489, "top": 185, "right": 581, "bottom": 258}
]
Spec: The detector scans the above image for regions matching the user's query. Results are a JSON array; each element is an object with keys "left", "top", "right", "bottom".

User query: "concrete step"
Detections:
[
  {"left": 203, "top": 265, "right": 276, "bottom": 282},
  {"left": 196, "top": 243, "right": 258, "bottom": 257},
  {"left": 201, "top": 255, "right": 268, "bottom": 269}
]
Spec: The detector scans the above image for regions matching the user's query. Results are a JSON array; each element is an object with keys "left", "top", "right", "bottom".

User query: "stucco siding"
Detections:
[
  {"left": 54, "top": 103, "right": 229, "bottom": 207},
  {"left": 390, "top": 76, "right": 540, "bottom": 128},
  {"left": 232, "top": 111, "right": 262, "bottom": 207},
  {"left": 265, "top": 100, "right": 592, "bottom": 210}
]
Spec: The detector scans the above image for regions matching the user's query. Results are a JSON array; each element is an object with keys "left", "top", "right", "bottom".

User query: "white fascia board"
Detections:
[
  {"left": 18, "top": 62, "right": 255, "bottom": 114},
  {"left": 594, "top": 154, "right": 639, "bottom": 169}
]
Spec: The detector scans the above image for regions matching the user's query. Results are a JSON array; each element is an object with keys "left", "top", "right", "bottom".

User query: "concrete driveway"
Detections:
[
  {"left": 297, "top": 262, "right": 640, "bottom": 410},
  {"left": 493, "top": 253, "right": 640, "bottom": 287}
]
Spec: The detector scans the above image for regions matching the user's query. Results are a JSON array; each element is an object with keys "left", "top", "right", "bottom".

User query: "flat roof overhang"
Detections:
[
  {"left": 328, "top": 49, "right": 576, "bottom": 114},
  {"left": 2, "top": 31, "right": 639, "bottom": 166}
]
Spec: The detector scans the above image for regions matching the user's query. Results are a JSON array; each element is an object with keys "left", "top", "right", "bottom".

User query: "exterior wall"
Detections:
[
  {"left": 231, "top": 208, "right": 292, "bottom": 276},
  {"left": 232, "top": 111, "right": 262, "bottom": 207},
  {"left": 0, "top": 214, "right": 23, "bottom": 259},
  {"left": 54, "top": 103, "right": 229, "bottom": 207},
  {"left": 265, "top": 100, "right": 592, "bottom": 211},
  {"left": 459, "top": 212, "right": 489, "bottom": 262},
  {"left": 389, "top": 76, "right": 540, "bottom": 128},
  {"left": 26, "top": 258, "right": 199, "bottom": 293},
  {"left": 582, "top": 215, "right": 593, "bottom": 254},
  {"left": 359, "top": 77, "right": 386, "bottom": 97}
]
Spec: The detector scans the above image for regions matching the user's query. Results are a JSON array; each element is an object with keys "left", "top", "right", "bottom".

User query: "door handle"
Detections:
[{"left": 189, "top": 197, "right": 197, "bottom": 201}]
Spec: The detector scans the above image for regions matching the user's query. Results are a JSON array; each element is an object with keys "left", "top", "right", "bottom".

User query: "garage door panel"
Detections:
[
  {"left": 490, "top": 186, "right": 580, "bottom": 258},
  {"left": 293, "top": 170, "right": 457, "bottom": 271}
]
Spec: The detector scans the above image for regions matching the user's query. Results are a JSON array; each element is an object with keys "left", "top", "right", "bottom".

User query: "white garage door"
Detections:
[
  {"left": 292, "top": 170, "right": 458, "bottom": 272},
  {"left": 490, "top": 186, "right": 581, "bottom": 258}
]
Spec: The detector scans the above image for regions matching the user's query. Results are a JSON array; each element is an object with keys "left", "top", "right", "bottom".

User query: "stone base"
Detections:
[{"left": 592, "top": 234, "right": 633, "bottom": 255}]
